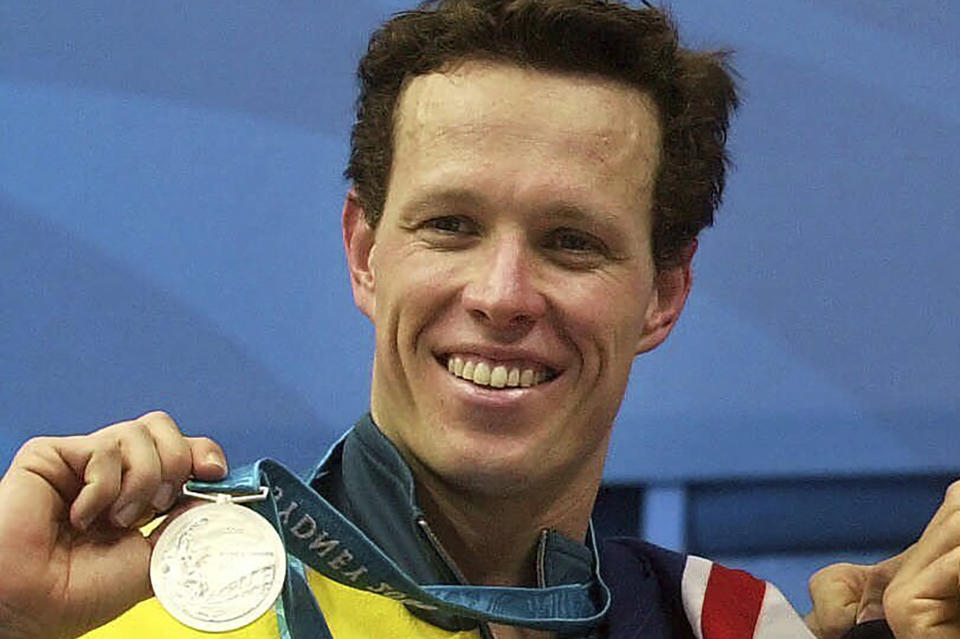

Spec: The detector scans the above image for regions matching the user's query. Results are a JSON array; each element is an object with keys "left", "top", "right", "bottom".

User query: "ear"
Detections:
[
  {"left": 342, "top": 190, "right": 377, "bottom": 321},
  {"left": 635, "top": 240, "right": 696, "bottom": 355}
]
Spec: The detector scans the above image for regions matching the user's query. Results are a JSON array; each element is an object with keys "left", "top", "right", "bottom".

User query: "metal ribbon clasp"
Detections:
[{"left": 181, "top": 485, "right": 270, "bottom": 504}]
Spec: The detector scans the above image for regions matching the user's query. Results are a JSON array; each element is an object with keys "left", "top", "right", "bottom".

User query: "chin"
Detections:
[
  {"left": 423, "top": 433, "right": 553, "bottom": 497},
  {"left": 435, "top": 460, "right": 537, "bottom": 498}
]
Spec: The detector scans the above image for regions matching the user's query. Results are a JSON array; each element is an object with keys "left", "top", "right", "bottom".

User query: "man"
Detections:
[{"left": 0, "top": 1, "right": 956, "bottom": 638}]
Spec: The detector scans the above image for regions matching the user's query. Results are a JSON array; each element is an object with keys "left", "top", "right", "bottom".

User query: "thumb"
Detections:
[{"left": 855, "top": 549, "right": 910, "bottom": 623}]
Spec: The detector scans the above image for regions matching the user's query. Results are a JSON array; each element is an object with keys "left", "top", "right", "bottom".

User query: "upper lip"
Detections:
[{"left": 436, "top": 344, "right": 565, "bottom": 374}]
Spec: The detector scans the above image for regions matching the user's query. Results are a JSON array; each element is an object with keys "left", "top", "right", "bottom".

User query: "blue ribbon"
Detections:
[{"left": 188, "top": 434, "right": 610, "bottom": 639}]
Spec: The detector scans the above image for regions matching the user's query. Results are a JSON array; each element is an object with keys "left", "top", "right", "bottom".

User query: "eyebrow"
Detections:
[
  {"left": 538, "top": 204, "right": 625, "bottom": 233},
  {"left": 399, "top": 188, "right": 488, "bottom": 219}
]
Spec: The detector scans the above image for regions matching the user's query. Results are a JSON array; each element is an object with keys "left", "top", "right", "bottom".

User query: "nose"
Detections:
[{"left": 461, "top": 234, "right": 547, "bottom": 331}]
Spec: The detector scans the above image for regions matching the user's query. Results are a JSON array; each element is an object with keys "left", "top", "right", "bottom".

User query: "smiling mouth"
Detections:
[{"left": 441, "top": 355, "right": 559, "bottom": 389}]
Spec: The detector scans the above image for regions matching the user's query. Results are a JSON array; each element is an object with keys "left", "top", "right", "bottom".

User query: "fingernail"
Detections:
[
  {"left": 152, "top": 482, "right": 175, "bottom": 510},
  {"left": 205, "top": 453, "right": 227, "bottom": 474},
  {"left": 113, "top": 502, "right": 140, "bottom": 527},
  {"left": 856, "top": 602, "right": 885, "bottom": 624}
]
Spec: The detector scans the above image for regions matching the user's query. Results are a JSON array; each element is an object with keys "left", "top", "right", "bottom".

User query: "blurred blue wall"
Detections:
[{"left": 3, "top": 0, "right": 959, "bottom": 612}]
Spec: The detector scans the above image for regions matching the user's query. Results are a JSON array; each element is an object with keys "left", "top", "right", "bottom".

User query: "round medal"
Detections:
[{"left": 150, "top": 500, "right": 287, "bottom": 632}]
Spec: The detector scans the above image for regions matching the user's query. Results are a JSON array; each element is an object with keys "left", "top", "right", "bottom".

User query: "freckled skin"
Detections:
[{"left": 345, "top": 61, "right": 689, "bottom": 505}]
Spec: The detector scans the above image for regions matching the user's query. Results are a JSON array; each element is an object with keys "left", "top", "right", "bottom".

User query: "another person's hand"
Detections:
[
  {"left": 0, "top": 411, "right": 227, "bottom": 639},
  {"left": 882, "top": 481, "right": 960, "bottom": 638},
  {"left": 807, "top": 481, "right": 960, "bottom": 639},
  {"left": 806, "top": 553, "right": 903, "bottom": 639}
]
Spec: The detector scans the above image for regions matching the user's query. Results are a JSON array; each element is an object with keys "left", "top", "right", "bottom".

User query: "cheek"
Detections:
[
  {"left": 558, "top": 274, "right": 649, "bottom": 330},
  {"left": 553, "top": 276, "right": 651, "bottom": 374},
  {"left": 375, "top": 251, "right": 464, "bottom": 341}
]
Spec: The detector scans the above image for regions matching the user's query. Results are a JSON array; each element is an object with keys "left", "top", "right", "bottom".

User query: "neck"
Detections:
[
  {"left": 411, "top": 461, "right": 602, "bottom": 588},
  {"left": 414, "top": 471, "right": 601, "bottom": 639}
]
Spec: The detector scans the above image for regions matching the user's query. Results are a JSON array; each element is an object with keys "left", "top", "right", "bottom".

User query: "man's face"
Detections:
[{"left": 345, "top": 61, "right": 688, "bottom": 495}]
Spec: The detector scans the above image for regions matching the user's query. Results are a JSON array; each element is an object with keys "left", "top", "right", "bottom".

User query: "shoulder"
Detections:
[{"left": 600, "top": 538, "right": 814, "bottom": 639}]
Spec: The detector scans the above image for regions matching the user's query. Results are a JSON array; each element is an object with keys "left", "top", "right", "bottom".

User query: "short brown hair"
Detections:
[{"left": 345, "top": 0, "right": 738, "bottom": 268}]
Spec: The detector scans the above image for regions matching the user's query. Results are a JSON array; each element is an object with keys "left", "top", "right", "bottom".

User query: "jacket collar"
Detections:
[{"left": 307, "top": 414, "right": 596, "bottom": 631}]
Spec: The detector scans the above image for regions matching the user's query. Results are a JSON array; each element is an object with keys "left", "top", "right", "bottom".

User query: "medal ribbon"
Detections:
[{"left": 187, "top": 434, "right": 610, "bottom": 639}]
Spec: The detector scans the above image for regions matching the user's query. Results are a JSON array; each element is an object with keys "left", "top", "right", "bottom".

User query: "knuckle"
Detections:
[
  {"left": 806, "top": 569, "right": 828, "bottom": 594},
  {"left": 14, "top": 436, "right": 51, "bottom": 458},
  {"left": 941, "top": 508, "right": 960, "bottom": 533},
  {"left": 103, "top": 418, "right": 154, "bottom": 446},
  {"left": 140, "top": 410, "right": 176, "bottom": 428},
  {"left": 944, "top": 479, "right": 960, "bottom": 503},
  {"left": 94, "top": 417, "right": 136, "bottom": 436},
  {"left": 807, "top": 562, "right": 852, "bottom": 593},
  {"left": 92, "top": 436, "right": 122, "bottom": 461},
  {"left": 128, "top": 418, "right": 151, "bottom": 434},
  {"left": 881, "top": 579, "right": 909, "bottom": 618},
  {"left": 165, "top": 449, "right": 194, "bottom": 479},
  {"left": 192, "top": 436, "right": 220, "bottom": 453},
  {"left": 96, "top": 419, "right": 145, "bottom": 441},
  {"left": 11, "top": 437, "right": 60, "bottom": 471},
  {"left": 122, "top": 465, "right": 162, "bottom": 496}
]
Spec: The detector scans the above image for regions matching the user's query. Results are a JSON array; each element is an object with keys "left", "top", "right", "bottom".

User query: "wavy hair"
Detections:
[{"left": 345, "top": 0, "right": 738, "bottom": 268}]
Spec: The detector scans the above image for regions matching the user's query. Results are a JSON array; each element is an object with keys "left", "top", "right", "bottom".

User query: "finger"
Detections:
[
  {"left": 897, "top": 497, "right": 960, "bottom": 584},
  {"left": 919, "top": 480, "right": 960, "bottom": 533},
  {"left": 139, "top": 411, "right": 193, "bottom": 511},
  {"left": 69, "top": 440, "right": 123, "bottom": 530},
  {"left": 808, "top": 562, "right": 866, "bottom": 639},
  {"left": 885, "top": 545, "right": 960, "bottom": 636},
  {"left": 186, "top": 436, "right": 228, "bottom": 481},
  {"left": 1, "top": 437, "right": 86, "bottom": 552},
  {"left": 804, "top": 612, "right": 824, "bottom": 639},
  {"left": 856, "top": 549, "right": 910, "bottom": 623},
  {"left": 12, "top": 436, "right": 86, "bottom": 505},
  {"left": 100, "top": 421, "right": 163, "bottom": 528}
]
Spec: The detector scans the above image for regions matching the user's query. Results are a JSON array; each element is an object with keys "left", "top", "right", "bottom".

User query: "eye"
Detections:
[
  {"left": 414, "top": 215, "right": 480, "bottom": 249},
  {"left": 542, "top": 227, "right": 612, "bottom": 269},
  {"left": 422, "top": 215, "right": 475, "bottom": 234},
  {"left": 546, "top": 228, "right": 605, "bottom": 254}
]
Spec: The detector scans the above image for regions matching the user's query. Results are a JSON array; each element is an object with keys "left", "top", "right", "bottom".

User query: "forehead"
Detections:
[{"left": 389, "top": 61, "right": 661, "bottom": 210}]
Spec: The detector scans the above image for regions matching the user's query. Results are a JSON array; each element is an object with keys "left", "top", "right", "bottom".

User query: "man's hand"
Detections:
[{"left": 0, "top": 411, "right": 227, "bottom": 639}]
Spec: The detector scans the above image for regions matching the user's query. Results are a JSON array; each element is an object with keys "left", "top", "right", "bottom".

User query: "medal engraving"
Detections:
[{"left": 150, "top": 499, "right": 287, "bottom": 632}]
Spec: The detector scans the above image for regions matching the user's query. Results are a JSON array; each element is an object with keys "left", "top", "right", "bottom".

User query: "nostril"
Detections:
[
  {"left": 469, "top": 307, "right": 535, "bottom": 327},
  {"left": 461, "top": 272, "right": 546, "bottom": 325}
]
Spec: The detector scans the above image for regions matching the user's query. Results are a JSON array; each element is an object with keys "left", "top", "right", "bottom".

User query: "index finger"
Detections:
[{"left": 893, "top": 482, "right": 960, "bottom": 582}]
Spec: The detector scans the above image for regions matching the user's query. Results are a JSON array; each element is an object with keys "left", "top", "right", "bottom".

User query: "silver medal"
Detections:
[{"left": 150, "top": 487, "right": 287, "bottom": 633}]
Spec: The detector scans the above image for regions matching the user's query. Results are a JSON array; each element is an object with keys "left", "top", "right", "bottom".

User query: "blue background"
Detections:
[{"left": 3, "top": 0, "right": 959, "bottom": 611}]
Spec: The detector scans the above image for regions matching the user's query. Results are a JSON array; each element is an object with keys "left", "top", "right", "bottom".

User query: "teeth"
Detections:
[
  {"left": 446, "top": 356, "right": 550, "bottom": 389},
  {"left": 473, "top": 362, "right": 491, "bottom": 385},
  {"left": 520, "top": 369, "right": 535, "bottom": 387}
]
